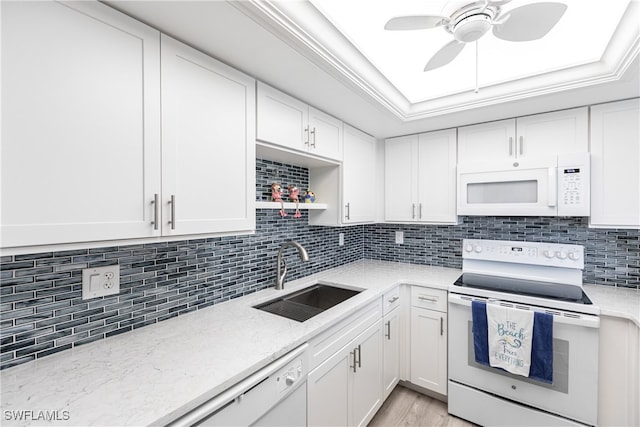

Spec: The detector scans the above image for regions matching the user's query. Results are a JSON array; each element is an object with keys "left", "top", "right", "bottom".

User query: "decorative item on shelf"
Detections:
[
  {"left": 302, "top": 189, "right": 316, "bottom": 203},
  {"left": 288, "top": 185, "right": 301, "bottom": 219},
  {"left": 271, "top": 183, "right": 286, "bottom": 217}
]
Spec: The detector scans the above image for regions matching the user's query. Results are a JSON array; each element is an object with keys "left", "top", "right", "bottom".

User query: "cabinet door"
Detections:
[
  {"left": 589, "top": 99, "right": 640, "bottom": 228},
  {"left": 417, "top": 129, "right": 457, "bottom": 223},
  {"left": 516, "top": 107, "right": 588, "bottom": 159},
  {"left": 256, "top": 82, "right": 308, "bottom": 152},
  {"left": 343, "top": 125, "right": 376, "bottom": 224},
  {"left": 1, "top": 1, "right": 161, "bottom": 247},
  {"left": 457, "top": 119, "right": 516, "bottom": 164},
  {"left": 384, "top": 135, "right": 418, "bottom": 221},
  {"left": 598, "top": 316, "right": 640, "bottom": 427},
  {"left": 307, "top": 347, "right": 350, "bottom": 427},
  {"left": 161, "top": 35, "right": 255, "bottom": 236},
  {"left": 410, "top": 307, "right": 447, "bottom": 395},
  {"left": 383, "top": 308, "right": 401, "bottom": 400},
  {"left": 351, "top": 320, "right": 383, "bottom": 427},
  {"left": 309, "top": 107, "right": 343, "bottom": 161}
]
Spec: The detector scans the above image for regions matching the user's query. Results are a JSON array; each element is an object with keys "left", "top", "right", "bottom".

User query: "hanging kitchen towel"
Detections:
[
  {"left": 528, "top": 311, "right": 554, "bottom": 383},
  {"left": 486, "top": 302, "right": 534, "bottom": 377},
  {"left": 471, "top": 300, "right": 490, "bottom": 365}
]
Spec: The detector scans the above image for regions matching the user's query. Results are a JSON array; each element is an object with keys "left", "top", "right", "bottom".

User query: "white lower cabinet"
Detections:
[
  {"left": 307, "top": 320, "right": 383, "bottom": 427},
  {"left": 410, "top": 286, "right": 448, "bottom": 395},
  {"left": 382, "top": 306, "right": 401, "bottom": 399},
  {"left": 598, "top": 315, "right": 640, "bottom": 427}
]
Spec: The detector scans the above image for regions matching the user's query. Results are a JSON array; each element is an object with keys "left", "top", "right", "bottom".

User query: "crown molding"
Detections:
[{"left": 233, "top": 0, "right": 639, "bottom": 122}]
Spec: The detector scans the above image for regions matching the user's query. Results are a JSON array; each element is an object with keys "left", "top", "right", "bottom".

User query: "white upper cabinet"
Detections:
[
  {"left": 257, "top": 82, "right": 343, "bottom": 161},
  {"left": 342, "top": 125, "right": 376, "bottom": 224},
  {"left": 417, "top": 130, "right": 458, "bottom": 223},
  {"left": 256, "top": 82, "right": 308, "bottom": 151},
  {"left": 309, "top": 107, "right": 344, "bottom": 160},
  {"left": 516, "top": 107, "right": 588, "bottom": 158},
  {"left": 458, "top": 107, "right": 588, "bottom": 164},
  {"left": 385, "top": 130, "right": 457, "bottom": 224},
  {"left": 589, "top": 99, "right": 640, "bottom": 228},
  {"left": 161, "top": 35, "right": 255, "bottom": 236},
  {"left": 309, "top": 125, "right": 376, "bottom": 226},
  {"left": 458, "top": 119, "right": 516, "bottom": 164},
  {"left": 1, "top": 2, "right": 256, "bottom": 249},
  {"left": 384, "top": 135, "right": 417, "bottom": 222},
  {"left": 1, "top": 1, "right": 161, "bottom": 248}
]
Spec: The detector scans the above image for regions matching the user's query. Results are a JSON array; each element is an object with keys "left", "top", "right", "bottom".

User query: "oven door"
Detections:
[
  {"left": 457, "top": 161, "right": 558, "bottom": 216},
  {"left": 448, "top": 293, "right": 599, "bottom": 426}
]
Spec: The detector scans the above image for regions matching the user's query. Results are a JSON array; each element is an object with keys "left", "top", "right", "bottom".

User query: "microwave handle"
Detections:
[{"left": 548, "top": 167, "right": 557, "bottom": 207}]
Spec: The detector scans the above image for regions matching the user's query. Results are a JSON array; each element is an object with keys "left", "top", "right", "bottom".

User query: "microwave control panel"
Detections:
[{"left": 557, "top": 153, "right": 590, "bottom": 217}]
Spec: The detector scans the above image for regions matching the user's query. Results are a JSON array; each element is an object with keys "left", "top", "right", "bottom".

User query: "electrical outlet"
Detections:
[
  {"left": 82, "top": 265, "right": 120, "bottom": 300},
  {"left": 395, "top": 231, "right": 404, "bottom": 244},
  {"left": 339, "top": 233, "right": 344, "bottom": 246}
]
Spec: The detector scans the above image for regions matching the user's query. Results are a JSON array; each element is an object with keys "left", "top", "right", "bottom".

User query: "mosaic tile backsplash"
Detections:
[
  {"left": 1, "top": 158, "right": 638, "bottom": 369},
  {"left": 363, "top": 216, "right": 640, "bottom": 288}
]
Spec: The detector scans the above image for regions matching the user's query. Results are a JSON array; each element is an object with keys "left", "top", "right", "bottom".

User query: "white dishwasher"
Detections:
[{"left": 167, "top": 344, "right": 308, "bottom": 427}]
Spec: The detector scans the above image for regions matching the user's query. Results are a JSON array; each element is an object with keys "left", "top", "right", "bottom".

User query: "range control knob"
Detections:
[
  {"left": 556, "top": 251, "right": 567, "bottom": 260},
  {"left": 474, "top": 245, "right": 483, "bottom": 253},
  {"left": 285, "top": 374, "right": 296, "bottom": 386},
  {"left": 543, "top": 250, "right": 555, "bottom": 259},
  {"left": 568, "top": 252, "right": 580, "bottom": 261},
  {"left": 464, "top": 244, "right": 474, "bottom": 253}
]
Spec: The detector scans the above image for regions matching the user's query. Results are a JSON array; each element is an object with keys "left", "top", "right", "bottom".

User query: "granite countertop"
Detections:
[
  {"left": 584, "top": 284, "right": 640, "bottom": 327},
  {"left": 0, "top": 260, "right": 461, "bottom": 427}
]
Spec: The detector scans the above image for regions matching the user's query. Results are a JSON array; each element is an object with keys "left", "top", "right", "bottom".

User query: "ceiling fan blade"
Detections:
[
  {"left": 424, "top": 40, "right": 465, "bottom": 71},
  {"left": 492, "top": 2, "right": 567, "bottom": 42},
  {"left": 384, "top": 15, "right": 448, "bottom": 31}
]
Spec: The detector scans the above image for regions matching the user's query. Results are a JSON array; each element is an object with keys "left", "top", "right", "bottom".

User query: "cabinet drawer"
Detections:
[
  {"left": 382, "top": 286, "right": 401, "bottom": 316},
  {"left": 307, "top": 298, "right": 382, "bottom": 371},
  {"left": 411, "top": 286, "right": 447, "bottom": 312}
]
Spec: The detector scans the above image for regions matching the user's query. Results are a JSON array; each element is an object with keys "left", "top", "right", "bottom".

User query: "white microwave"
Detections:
[{"left": 457, "top": 153, "right": 590, "bottom": 217}]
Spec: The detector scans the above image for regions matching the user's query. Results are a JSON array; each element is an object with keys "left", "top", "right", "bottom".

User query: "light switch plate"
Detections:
[
  {"left": 338, "top": 233, "right": 344, "bottom": 246},
  {"left": 82, "top": 265, "right": 120, "bottom": 300},
  {"left": 395, "top": 231, "right": 404, "bottom": 244}
]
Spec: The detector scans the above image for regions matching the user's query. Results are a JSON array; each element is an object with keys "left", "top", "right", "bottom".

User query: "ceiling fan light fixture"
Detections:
[{"left": 452, "top": 13, "right": 492, "bottom": 42}]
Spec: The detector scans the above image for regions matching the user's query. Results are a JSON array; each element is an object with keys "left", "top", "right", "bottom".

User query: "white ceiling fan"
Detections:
[{"left": 384, "top": 0, "right": 568, "bottom": 71}]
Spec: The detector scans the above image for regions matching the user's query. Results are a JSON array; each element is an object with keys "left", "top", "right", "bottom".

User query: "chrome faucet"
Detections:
[{"left": 276, "top": 241, "right": 310, "bottom": 290}]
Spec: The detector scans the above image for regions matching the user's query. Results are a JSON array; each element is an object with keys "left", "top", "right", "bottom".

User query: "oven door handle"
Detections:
[{"left": 448, "top": 293, "right": 600, "bottom": 328}]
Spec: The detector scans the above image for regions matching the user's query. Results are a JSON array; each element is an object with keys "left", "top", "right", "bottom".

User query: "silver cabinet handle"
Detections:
[
  {"left": 350, "top": 349, "right": 357, "bottom": 373},
  {"left": 356, "top": 344, "right": 362, "bottom": 369},
  {"left": 440, "top": 317, "right": 444, "bottom": 336},
  {"left": 412, "top": 203, "right": 416, "bottom": 219},
  {"left": 385, "top": 320, "right": 391, "bottom": 340},
  {"left": 310, "top": 127, "right": 316, "bottom": 148},
  {"left": 419, "top": 203, "right": 423, "bottom": 220},
  {"left": 519, "top": 136, "right": 524, "bottom": 156},
  {"left": 388, "top": 296, "right": 399, "bottom": 304},
  {"left": 418, "top": 295, "right": 438, "bottom": 302},
  {"left": 169, "top": 195, "right": 176, "bottom": 230},
  {"left": 345, "top": 203, "right": 350, "bottom": 220},
  {"left": 304, "top": 126, "right": 309, "bottom": 146},
  {"left": 509, "top": 136, "right": 513, "bottom": 156},
  {"left": 152, "top": 193, "right": 159, "bottom": 230}
]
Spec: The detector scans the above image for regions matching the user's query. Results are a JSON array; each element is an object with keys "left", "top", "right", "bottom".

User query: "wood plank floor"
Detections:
[{"left": 368, "top": 386, "right": 476, "bottom": 427}]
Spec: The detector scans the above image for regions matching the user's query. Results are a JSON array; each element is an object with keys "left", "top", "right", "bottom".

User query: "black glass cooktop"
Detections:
[{"left": 453, "top": 273, "right": 593, "bottom": 305}]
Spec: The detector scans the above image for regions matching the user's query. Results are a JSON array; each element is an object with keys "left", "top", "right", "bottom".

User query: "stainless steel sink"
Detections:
[{"left": 254, "top": 283, "right": 361, "bottom": 322}]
